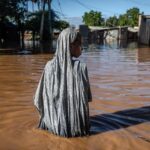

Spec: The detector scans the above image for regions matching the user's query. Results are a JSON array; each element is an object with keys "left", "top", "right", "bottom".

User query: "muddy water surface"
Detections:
[{"left": 0, "top": 41, "right": 150, "bottom": 150}]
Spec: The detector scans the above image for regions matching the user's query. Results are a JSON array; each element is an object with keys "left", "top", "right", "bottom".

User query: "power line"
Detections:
[
  {"left": 122, "top": 0, "right": 150, "bottom": 7},
  {"left": 57, "top": 0, "right": 66, "bottom": 18},
  {"left": 52, "top": 2, "right": 68, "bottom": 19},
  {"left": 72, "top": 0, "right": 121, "bottom": 16},
  {"left": 72, "top": 0, "right": 91, "bottom": 10},
  {"left": 57, "top": 0, "right": 63, "bottom": 14},
  {"left": 55, "top": 11, "right": 68, "bottom": 18},
  {"left": 52, "top": 3, "right": 60, "bottom": 12}
]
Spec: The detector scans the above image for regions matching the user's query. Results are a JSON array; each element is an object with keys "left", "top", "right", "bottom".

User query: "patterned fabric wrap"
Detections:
[{"left": 33, "top": 27, "right": 92, "bottom": 137}]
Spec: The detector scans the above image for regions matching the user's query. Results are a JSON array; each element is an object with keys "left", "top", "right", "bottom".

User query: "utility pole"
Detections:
[
  {"left": 48, "top": 0, "right": 52, "bottom": 41},
  {"left": 40, "top": 0, "right": 46, "bottom": 42},
  {"left": 40, "top": 0, "right": 52, "bottom": 43}
]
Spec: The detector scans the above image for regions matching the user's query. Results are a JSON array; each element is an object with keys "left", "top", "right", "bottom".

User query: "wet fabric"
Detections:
[{"left": 33, "top": 28, "right": 92, "bottom": 137}]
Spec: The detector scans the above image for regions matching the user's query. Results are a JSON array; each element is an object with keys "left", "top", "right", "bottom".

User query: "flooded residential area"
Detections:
[
  {"left": 0, "top": 0, "right": 150, "bottom": 150},
  {"left": 0, "top": 40, "right": 150, "bottom": 150}
]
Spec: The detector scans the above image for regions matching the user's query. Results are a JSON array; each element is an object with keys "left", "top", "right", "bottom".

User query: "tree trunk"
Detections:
[
  {"left": 47, "top": 0, "right": 52, "bottom": 50},
  {"left": 21, "top": 30, "right": 25, "bottom": 49},
  {"left": 48, "top": 0, "right": 52, "bottom": 41},
  {"left": 40, "top": 0, "right": 46, "bottom": 42},
  {"left": 32, "top": 30, "right": 35, "bottom": 42}
]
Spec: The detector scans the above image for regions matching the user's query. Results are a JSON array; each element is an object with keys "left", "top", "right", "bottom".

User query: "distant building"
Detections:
[
  {"left": 79, "top": 25, "right": 135, "bottom": 42},
  {"left": 90, "top": 26, "right": 138, "bottom": 41},
  {"left": 79, "top": 25, "right": 89, "bottom": 39},
  {"left": 128, "top": 27, "right": 138, "bottom": 40},
  {"left": 138, "top": 15, "right": 150, "bottom": 45}
]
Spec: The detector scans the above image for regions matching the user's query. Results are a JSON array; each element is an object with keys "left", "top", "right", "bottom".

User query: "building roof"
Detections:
[{"left": 142, "top": 15, "right": 150, "bottom": 19}]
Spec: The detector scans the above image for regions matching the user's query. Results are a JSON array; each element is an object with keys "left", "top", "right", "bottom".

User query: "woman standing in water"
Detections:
[{"left": 33, "top": 27, "right": 92, "bottom": 137}]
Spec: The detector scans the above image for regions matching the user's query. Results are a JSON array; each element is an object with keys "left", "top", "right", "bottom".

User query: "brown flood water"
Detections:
[{"left": 0, "top": 41, "right": 150, "bottom": 150}]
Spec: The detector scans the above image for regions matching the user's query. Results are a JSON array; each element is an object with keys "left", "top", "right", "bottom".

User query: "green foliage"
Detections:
[
  {"left": 106, "top": 16, "right": 118, "bottom": 27},
  {"left": 0, "top": 0, "right": 27, "bottom": 41},
  {"left": 82, "top": 10, "right": 104, "bottom": 26},
  {"left": 25, "top": 12, "right": 41, "bottom": 32},
  {"left": 0, "top": 0, "right": 27, "bottom": 22},
  {"left": 126, "top": 7, "right": 140, "bottom": 26},
  {"left": 118, "top": 14, "right": 128, "bottom": 26},
  {"left": 25, "top": 10, "right": 69, "bottom": 38},
  {"left": 104, "top": 7, "right": 142, "bottom": 27},
  {"left": 53, "top": 20, "right": 69, "bottom": 31},
  {"left": 25, "top": 10, "right": 54, "bottom": 40},
  {"left": 118, "top": 7, "right": 142, "bottom": 27}
]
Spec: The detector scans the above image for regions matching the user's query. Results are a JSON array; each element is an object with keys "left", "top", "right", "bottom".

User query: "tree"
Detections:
[
  {"left": 0, "top": 0, "right": 25, "bottom": 20},
  {"left": 82, "top": 10, "right": 104, "bottom": 26},
  {"left": 0, "top": 0, "right": 27, "bottom": 43},
  {"left": 118, "top": 14, "right": 128, "bottom": 26},
  {"left": 25, "top": 10, "right": 68, "bottom": 39},
  {"left": 106, "top": 16, "right": 118, "bottom": 27},
  {"left": 53, "top": 20, "right": 69, "bottom": 31},
  {"left": 126, "top": 7, "right": 140, "bottom": 26},
  {"left": 32, "top": 0, "right": 52, "bottom": 41},
  {"left": 118, "top": 7, "right": 142, "bottom": 27},
  {"left": 25, "top": 12, "right": 41, "bottom": 41},
  {"left": 0, "top": 0, "right": 27, "bottom": 25}
]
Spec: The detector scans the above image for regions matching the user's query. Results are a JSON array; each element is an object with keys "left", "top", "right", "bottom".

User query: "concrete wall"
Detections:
[
  {"left": 139, "top": 15, "right": 150, "bottom": 45},
  {"left": 79, "top": 25, "right": 89, "bottom": 39}
]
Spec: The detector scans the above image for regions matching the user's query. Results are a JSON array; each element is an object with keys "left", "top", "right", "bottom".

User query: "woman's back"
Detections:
[{"left": 33, "top": 28, "right": 92, "bottom": 137}]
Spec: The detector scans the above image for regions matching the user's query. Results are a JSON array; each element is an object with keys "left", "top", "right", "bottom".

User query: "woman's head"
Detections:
[
  {"left": 55, "top": 27, "right": 82, "bottom": 59},
  {"left": 70, "top": 32, "right": 82, "bottom": 58}
]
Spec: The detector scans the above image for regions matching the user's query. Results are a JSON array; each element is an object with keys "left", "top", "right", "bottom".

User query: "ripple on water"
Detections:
[{"left": 0, "top": 42, "right": 150, "bottom": 149}]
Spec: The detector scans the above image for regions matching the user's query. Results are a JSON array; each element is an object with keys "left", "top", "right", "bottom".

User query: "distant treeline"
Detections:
[
  {"left": 0, "top": 0, "right": 69, "bottom": 42},
  {"left": 82, "top": 7, "right": 143, "bottom": 27}
]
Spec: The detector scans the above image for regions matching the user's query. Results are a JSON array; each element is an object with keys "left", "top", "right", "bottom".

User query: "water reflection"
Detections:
[
  {"left": 137, "top": 48, "right": 150, "bottom": 62},
  {"left": 83, "top": 39, "right": 139, "bottom": 51},
  {"left": 82, "top": 40, "right": 150, "bottom": 64},
  {"left": 0, "top": 40, "right": 54, "bottom": 55},
  {"left": 0, "top": 40, "right": 150, "bottom": 61}
]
